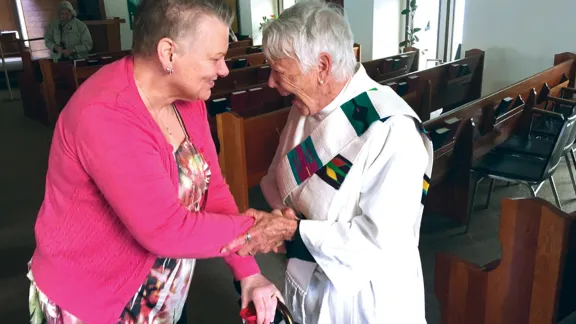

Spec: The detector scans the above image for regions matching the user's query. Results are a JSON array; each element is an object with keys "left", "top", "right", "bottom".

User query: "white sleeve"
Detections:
[{"left": 298, "top": 116, "right": 428, "bottom": 293}]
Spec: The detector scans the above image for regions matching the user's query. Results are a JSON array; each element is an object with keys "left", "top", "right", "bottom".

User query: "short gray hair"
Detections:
[
  {"left": 132, "top": 0, "right": 233, "bottom": 57},
  {"left": 262, "top": 0, "right": 356, "bottom": 82},
  {"left": 58, "top": 1, "right": 77, "bottom": 17}
]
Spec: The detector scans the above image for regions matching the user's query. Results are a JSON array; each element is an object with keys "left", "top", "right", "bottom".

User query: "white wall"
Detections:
[
  {"left": 345, "top": 0, "right": 374, "bottom": 62},
  {"left": 238, "top": 0, "right": 253, "bottom": 35},
  {"left": 104, "top": 0, "right": 133, "bottom": 50},
  {"left": 250, "top": 0, "right": 277, "bottom": 45},
  {"left": 237, "top": 0, "right": 278, "bottom": 45},
  {"left": 345, "top": 0, "right": 404, "bottom": 61},
  {"left": 372, "top": 0, "right": 401, "bottom": 60},
  {"left": 463, "top": 0, "right": 576, "bottom": 96}
]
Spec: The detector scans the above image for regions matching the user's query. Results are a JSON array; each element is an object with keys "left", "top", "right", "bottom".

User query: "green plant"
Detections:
[
  {"left": 259, "top": 14, "right": 277, "bottom": 31},
  {"left": 399, "top": 0, "right": 430, "bottom": 50}
]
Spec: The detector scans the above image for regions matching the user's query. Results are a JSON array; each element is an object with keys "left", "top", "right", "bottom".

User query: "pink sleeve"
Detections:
[
  {"left": 73, "top": 104, "right": 255, "bottom": 267},
  {"left": 190, "top": 101, "right": 260, "bottom": 280}
]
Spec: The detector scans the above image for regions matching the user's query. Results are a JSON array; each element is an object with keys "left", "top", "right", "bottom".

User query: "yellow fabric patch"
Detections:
[{"left": 326, "top": 167, "right": 337, "bottom": 181}]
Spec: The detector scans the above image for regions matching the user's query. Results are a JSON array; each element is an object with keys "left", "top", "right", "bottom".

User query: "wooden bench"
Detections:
[
  {"left": 39, "top": 50, "right": 132, "bottom": 124},
  {"left": 225, "top": 52, "right": 267, "bottom": 70},
  {"left": 229, "top": 38, "right": 253, "bottom": 49},
  {"left": 423, "top": 52, "right": 576, "bottom": 225},
  {"left": 362, "top": 50, "right": 419, "bottom": 82},
  {"left": 226, "top": 43, "right": 362, "bottom": 62},
  {"left": 385, "top": 49, "right": 485, "bottom": 115},
  {"left": 72, "top": 53, "right": 128, "bottom": 88},
  {"left": 226, "top": 46, "right": 263, "bottom": 58},
  {"left": 435, "top": 197, "right": 576, "bottom": 324}
]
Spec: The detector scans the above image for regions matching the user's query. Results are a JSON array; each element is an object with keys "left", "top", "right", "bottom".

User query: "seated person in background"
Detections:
[
  {"left": 44, "top": 1, "right": 93, "bottom": 62},
  {"left": 222, "top": 1, "right": 434, "bottom": 323}
]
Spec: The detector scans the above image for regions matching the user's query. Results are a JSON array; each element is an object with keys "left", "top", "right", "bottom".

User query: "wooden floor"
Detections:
[{"left": 1, "top": 88, "right": 575, "bottom": 323}]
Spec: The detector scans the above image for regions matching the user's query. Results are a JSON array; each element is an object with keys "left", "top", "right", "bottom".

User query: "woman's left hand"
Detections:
[
  {"left": 221, "top": 208, "right": 298, "bottom": 256},
  {"left": 240, "top": 273, "right": 283, "bottom": 324}
]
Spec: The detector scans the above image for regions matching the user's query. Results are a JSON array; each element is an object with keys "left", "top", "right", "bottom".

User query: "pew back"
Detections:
[
  {"left": 217, "top": 108, "right": 290, "bottom": 211},
  {"left": 363, "top": 51, "right": 419, "bottom": 82},
  {"left": 229, "top": 39, "right": 253, "bottom": 48},
  {"left": 435, "top": 198, "right": 576, "bottom": 324},
  {"left": 422, "top": 53, "right": 576, "bottom": 225},
  {"left": 385, "top": 49, "right": 485, "bottom": 115}
]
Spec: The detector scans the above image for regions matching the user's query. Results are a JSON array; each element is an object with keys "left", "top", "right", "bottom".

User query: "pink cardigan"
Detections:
[{"left": 31, "top": 57, "right": 258, "bottom": 323}]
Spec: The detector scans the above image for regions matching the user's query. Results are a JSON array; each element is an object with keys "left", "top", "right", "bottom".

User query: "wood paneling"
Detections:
[
  {"left": 20, "top": 0, "right": 62, "bottom": 51},
  {"left": 0, "top": 0, "right": 18, "bottom": 31}
]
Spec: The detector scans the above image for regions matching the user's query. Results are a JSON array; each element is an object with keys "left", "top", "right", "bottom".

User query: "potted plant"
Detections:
[
  {"left": 259, "top": 14, "right": 277, "bottom": 31},
  {"left": 399, "top": 0, "right": 430, "bottom": 53}
]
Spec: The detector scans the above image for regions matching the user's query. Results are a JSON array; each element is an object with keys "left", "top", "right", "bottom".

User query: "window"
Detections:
[{"left": 14, "top": 0, "right": 29, "bottom": 47}]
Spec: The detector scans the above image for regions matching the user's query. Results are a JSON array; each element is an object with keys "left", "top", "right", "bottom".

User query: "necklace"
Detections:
[{"left": 137, "top": 83, "right": 173, "bottom": 137}]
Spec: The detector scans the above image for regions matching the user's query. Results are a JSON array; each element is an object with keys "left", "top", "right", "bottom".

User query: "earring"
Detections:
[
  {"left": 319, "top": 79, "right": 324, "bottom": 85},
  {"left": 166, "top": 66, "right": 173, "bottom": 75}
]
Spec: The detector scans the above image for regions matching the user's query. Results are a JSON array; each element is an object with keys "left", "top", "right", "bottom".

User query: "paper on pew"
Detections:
[
  {"left": 444, "top": 117, "right": 459, "bottom": 125},
  {"left": 430, "top": 108, "right": 443, "bottom": 119},
  {"left": 435, "top": 127, "right": 450, "bottom": 134}
]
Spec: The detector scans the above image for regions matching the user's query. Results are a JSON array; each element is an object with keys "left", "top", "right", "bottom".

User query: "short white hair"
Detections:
[{"left": 262, "top": 0, "right": 356, "bottom": 82}]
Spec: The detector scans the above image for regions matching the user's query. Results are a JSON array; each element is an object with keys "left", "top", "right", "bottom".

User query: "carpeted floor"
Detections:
[{"left": 1, "top": 88, "right": 575, "bottom": 323}]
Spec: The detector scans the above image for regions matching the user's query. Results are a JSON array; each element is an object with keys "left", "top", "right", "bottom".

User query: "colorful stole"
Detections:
[{"left": 276, "top": 87, "right": 434, "bottom": 209}]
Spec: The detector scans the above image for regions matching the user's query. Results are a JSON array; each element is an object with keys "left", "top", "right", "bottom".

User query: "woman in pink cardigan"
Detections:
[{"left": 27, "top": 0, "right": 293, "bottom": 323}]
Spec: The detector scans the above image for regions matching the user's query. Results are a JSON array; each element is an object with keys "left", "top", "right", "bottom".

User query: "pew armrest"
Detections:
[
  {"left": 532, "top": 108, "right": 564, "bottom": 120},
  {"left": 562, "top": 87, "right": 576, "bottom": 95},
  {"left": 547, "top": 95, "right": 576, "bottom": 106}
]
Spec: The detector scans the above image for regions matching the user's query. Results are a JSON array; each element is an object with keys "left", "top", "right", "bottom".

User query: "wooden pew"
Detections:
[
  {"left": 72, "top": 53, "right": 129, "bottom": 88},
  {"left": 216, "top": 86, "right": 431, "bottom": 211},
  {"left": 423, "top": 52, "right": 576, "bottom": 225},
  {"left": 435, "top": 197, "right": 576, "bottom": 324},
  {"left": 39, "top": 50, "right": 131, "bottom": 124},
  {"left": 226, "top": 43, "right": 362, "bottom": 63},
  {"left": 385, "top": 49, "right": 485, "bottom": 115},
  {"left": 226, "top": 46, "right": 263, "bottom": 58},
  {"left": 225, "top": 52, "right": 267, "bottom": 70},
  {"left": 217, "top": 108, "right": 291, "bottom": 211},
  {"left": 229, "top": 39, "right": 253, "bottom": 48},
  {"left": 211, "top": 50, "right": 420, "bottom": 113},
  {"left": 362, "top": 50, "right": 419, "bottom": 82},
  {"left": 212, "top": 65, "right": 271, "bottom": 94}
]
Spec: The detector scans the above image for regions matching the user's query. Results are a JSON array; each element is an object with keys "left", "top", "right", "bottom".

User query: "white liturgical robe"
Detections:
[{"left": 261, "top": 63, "right": 433, "bottom": 324}]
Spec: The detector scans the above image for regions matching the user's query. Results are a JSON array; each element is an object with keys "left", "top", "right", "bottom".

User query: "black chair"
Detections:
[
  {"left": 467, "top": 111, "right": 576, "bottom": 232},
  {"left": 494, "top": 99, "right": 576, "bottom": 197}
]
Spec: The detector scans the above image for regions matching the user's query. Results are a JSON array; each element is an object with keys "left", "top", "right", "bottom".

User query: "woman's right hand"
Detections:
[{"left": 221, "top": 208, "right": 299, "bottom": 256}]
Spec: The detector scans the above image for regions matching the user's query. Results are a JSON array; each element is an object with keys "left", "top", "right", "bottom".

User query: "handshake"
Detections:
[{"left": 221, "top": 207, "right": 300, "bottom": 257}]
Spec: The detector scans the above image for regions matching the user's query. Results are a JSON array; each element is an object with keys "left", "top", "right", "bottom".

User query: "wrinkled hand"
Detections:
[
  {"left": 221, "top": 208, "right": 299, "bottom": 256},
  {"left": 240, "top": 273, "right": 284, "bottom": 324},
  {"left": 62, "top": 49, "right": 73, "bottom": 56}
]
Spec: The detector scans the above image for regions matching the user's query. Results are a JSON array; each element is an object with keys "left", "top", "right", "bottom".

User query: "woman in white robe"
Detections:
[{"left": 222, "top": 1, "right": 433, "bottom": 323}]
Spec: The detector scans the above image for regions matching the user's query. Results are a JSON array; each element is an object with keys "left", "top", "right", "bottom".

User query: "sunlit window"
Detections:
[{"left": 14, "top": 0, "right": 29, "bottom": 47}]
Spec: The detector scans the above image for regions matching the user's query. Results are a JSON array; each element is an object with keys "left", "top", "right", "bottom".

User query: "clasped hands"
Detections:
[
  {"left": 54, "top": 46, "right": 74, "bottom": 56},
  {"left": 221, "top": 207, "right": 299, "bottom": 256}
]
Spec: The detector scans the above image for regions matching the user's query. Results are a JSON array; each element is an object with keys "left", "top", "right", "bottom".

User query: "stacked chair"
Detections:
[{"left": 467, "top": 95, "right": 576, "bottom": 231}]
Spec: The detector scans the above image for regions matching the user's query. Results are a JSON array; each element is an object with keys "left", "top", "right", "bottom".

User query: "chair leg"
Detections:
[
  {"left": 564, "top": 153, "right": 576, "bottom": 197},
  {"left": 465, "top": 175, "right": 481, "bottom": 234},
  {"left": 525, "top": 183, "right": 537, "bottom": 197},
  {"left": 549, "top": 176, "right": 562, "bottom": 209},
  {"left": 483, "top": 178, "right": 496, "bottom": 209}
]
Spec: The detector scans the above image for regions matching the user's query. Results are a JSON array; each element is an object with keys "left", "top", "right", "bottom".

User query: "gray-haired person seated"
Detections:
[
  {"left": 222, "top": 1, "right": 434, "bottom": 323},
  {"left": 44, "top": 1, "right": 93, "bottom": 62}
]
